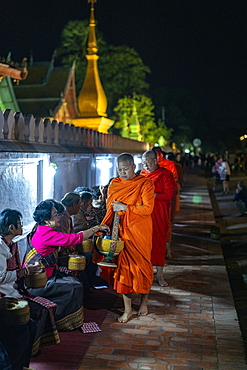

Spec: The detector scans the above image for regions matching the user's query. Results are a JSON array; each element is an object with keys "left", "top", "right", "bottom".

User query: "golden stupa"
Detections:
[{"left": 72, "top": 0, "right": 114, "bottom": 133}]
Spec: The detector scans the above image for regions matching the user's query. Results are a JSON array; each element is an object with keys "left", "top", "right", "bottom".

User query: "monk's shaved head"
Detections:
[
  {"left": 142, "top": 150, "right": 156, "bottom": 160},
  {"left": 142, "top": 150, "right": 158, "bottom": 172},
  {"left": 117, "top": 153, "right": 134, "bottom": 165},
  {"left": 117, "top": 153, "right": 136, "bottom": 180},
  {"left": 152, "top": 146, "right": 164, "bottom": 162}
]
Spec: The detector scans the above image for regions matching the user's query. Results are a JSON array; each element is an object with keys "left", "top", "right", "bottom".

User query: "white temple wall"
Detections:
[{"left": 0, "top": 152, "right": 119, "bottom": 225}]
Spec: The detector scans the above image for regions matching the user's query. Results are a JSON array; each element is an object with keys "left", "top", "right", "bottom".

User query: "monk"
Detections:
[
  {"left": 167, "top": 152, "right": 184, "bottom": 218},
  {"left": 152, "top": 147, "right": 178, "bottom": 183},
  {"left": 101, "top": 153, "right": 154, "bottom": 323},
  {"left": 141, "top": 150, "right": 176, "bottom": 286},
  {"left": 152, "top": 147, "right": 178, "bottom": 258}
]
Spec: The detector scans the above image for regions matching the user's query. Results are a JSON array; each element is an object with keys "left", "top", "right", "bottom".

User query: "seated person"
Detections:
[
  {"left": 24, "top": 200, "right": 109, "bottom": 330},
  {"left": 0, "top": 340, "right": 12, "bottom": 370},
  {"left": 0, "top": 297, "right": 36, "bottom": 370},
  {"left": 55, "top": 193, "right": 93, "bottom": 293},
  {"left": 73, "top": 191, "right": 106, "bottom": 232},
  {"left": 54, "top": 194, "right": 81, "bottom": 263},
  {"left": 70, "top": 192, "right": 107, "bottom": 287},
  {"left": 0, "top": 209, "right": 56, "bottom": 364},
  {"left": 233, "top": 181, "right": 247, "bottom": 217}
]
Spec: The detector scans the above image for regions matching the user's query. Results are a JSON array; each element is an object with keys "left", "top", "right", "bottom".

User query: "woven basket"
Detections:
[
  {"left": 25, "top": 270, "right": 47, "bottom": 289},
  {"left": 81, "top": 239, "right": 93, "bottom": 253},
  {"left": 68, "top": 255, "right": 86, "bottom": 271},
  {"left": 4, "top": 300, "right": 30, "bottom": 326}
]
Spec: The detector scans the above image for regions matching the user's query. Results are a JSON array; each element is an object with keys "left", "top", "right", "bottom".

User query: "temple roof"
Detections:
[{"left": 13, "top": 60, "right": 78, "bottom": 118}]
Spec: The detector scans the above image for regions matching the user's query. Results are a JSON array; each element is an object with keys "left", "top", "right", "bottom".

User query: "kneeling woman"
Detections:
[{"left": 25, "top": 200, "right": 109, "bottom": 331}]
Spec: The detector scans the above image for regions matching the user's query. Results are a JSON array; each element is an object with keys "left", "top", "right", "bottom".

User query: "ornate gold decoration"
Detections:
[{"left": 73, "top": 0, "right": 114, "bottom": 133}]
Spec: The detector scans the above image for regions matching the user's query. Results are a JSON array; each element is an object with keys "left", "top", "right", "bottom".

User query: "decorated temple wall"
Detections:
[{"left": 0, "top": 109, "right": 147, "bottom": 225}]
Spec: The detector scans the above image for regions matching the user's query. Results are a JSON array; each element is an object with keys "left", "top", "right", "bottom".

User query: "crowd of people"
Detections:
[{"left": 0, "top": 147, "right": 184, "bottom": 370}]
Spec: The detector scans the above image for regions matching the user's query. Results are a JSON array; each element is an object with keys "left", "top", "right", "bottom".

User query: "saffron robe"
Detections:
[
  {"left": 101, "top": 175, "right": 154, "bottom": 294},
  {"left": 158, "top": 158, "right": 178, "bottom": 182},
  {"left": 158, "top": 158, "right": 179, "bottom": 240},
  {"left": 141, "top": 167, "right": 176, "bottom": 266}
]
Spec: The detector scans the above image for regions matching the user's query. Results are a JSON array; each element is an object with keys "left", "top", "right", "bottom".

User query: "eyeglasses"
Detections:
[{"left": 142, "top": 159, "right": 154, "bottom": 166}]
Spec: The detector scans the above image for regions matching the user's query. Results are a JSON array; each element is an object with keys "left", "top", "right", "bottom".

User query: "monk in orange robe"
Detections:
[
  {"left": 141, "top": 150, "right": 176, "bottom": 286},
  {"left": 167, "top": 152, "right": 184, "bottom": 218},
  {"left": 152, "top": 147, "right": 178, "bottom": 182},
  {"left": 101, "top": 153, "right": 154, "bottom": 323},
  {"left": 152, "top": 147, "right": 178, "bottom": 257}
]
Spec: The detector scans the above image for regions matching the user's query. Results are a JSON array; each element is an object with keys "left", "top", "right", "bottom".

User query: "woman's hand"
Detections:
[
  {"left": 82, "top": 224, "right": 110, "bottom": 240},
  {"left": 111, "top": 200, "right": 127, "bottom": 212},
  {"left": 0, "top": 297, "right": 19, "bottom": 310},
  {"left": 98, "top": 224, "right": 110, "bottom": 234},
  {"left": 26, "top": 262, "right": 42, "bottom": 275}
]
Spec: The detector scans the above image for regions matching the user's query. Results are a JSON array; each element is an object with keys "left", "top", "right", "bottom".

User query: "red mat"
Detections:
[{"left": 30, "top": 288, "right": 118, "bottom": 370}]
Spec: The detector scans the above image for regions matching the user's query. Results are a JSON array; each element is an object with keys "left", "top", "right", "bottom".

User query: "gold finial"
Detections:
[{"left": 88, "top": 0, "right": 97, "bottom": 4}]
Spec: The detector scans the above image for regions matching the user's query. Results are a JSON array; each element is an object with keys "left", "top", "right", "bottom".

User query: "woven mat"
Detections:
[{"left": 80, "top": 322, "right": 101, "bottom": 333}]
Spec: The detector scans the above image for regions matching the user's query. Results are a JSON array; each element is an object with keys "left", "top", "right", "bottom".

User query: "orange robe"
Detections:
[
  {"left": 158, "top": 158, "right": 178, "bottom": 182},
  {"left": 158, "top": 158, "right": 179, "bottom": 240},
  {"left": 101, "top": 175, "right": 154, "bottom": 294},
  {"left": 172, "top": 162, "right": 184, "bottom": 216},
  {"left": 141, "top": 167, "right": 176, "bottom": 266}
]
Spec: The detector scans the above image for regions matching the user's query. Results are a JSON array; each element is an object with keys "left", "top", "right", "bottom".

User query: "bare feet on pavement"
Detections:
[
  {"left": 157, "top": 276, "right": 168, "bottom": 287},
  {"left": 137, "top": 303, "right": 148, "bottom": 316},
  {"left": 117, "top": 311, "right": 132, "bottom": 323}
]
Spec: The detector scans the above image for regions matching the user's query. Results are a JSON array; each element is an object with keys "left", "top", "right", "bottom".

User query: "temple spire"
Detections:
[
  {"left": 87, "top": 0, "right": 98, "bottom": 55},
  {"left": 129, "top": 94, "right": 141, "bottom": 141},
  {"left": 73, "top": 0, "right": 114, "bottom": 133},
  {"left": 121, "top": 97, "right": 129, "bottom": 138}
]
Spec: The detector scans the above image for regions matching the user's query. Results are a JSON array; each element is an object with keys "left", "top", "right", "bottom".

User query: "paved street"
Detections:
[{"left": 31, "top": 173, "right": 247, "bottom": 370}]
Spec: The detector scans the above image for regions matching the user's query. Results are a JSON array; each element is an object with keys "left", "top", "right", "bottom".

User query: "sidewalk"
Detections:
[
  {"left": 209, "top": 174, "right": 247, "bottom": 354},
  {"left": 31, "top": 174, "right": 247, "bottom": 370},
  {"left": 78, "top": 174, "right": 246, "bottom": 370}
]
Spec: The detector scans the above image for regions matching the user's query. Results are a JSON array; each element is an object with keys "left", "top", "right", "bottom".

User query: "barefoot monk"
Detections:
[
  {"left": 141, "top": 150, "right": 176, "bottom": 286},
  {"left": 101, "top": 153, "right": 154, "bottom": 323}
]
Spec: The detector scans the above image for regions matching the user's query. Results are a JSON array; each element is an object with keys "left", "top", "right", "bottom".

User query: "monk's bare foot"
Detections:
[
  {"left": 157, "top": 276, "right": 168, "bottom": 287},
  {"left": 137, "top": 304, "right": 148, "bottom": 316},
  {"left": 166, "top": 242, "right": 172, "bottom": 258},
  {"left": 117, "top": 311, "right": 132, "bottom": 323}
]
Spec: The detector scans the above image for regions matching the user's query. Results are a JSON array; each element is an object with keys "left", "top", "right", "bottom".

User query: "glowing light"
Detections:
[
  {"left": 240, "top": 135, "right": 247, "bottom": 141},
  {"left": 184, "top": 149, "right": 190, "bottom": 153},
  {"left": 96, "top": 157, "right": 113, "bottom": 186},
  {"left": 192, "top": 195, "right": 202, "bottom": 204},
  {"left": 96, "top": 158, "right": 113, "bottom": 169},
  {"left": 43, "top": 159, "right": 57, "bottom": 199},
  {"left": 134, "top": 156, "right": 142, "bottom": 165}
]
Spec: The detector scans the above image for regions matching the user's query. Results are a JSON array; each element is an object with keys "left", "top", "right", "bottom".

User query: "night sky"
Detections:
[{"left": 1, "top": 0, "right": 247, "bottom": 129}]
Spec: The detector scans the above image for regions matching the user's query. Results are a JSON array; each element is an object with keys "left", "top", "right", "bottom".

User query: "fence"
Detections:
[{"left": 0, "top": 109, "right": 151, "bottom": 154}]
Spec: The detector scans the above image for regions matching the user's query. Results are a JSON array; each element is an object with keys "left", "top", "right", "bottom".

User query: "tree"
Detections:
[
  {"left": 113, "top": 95, "right": 172, "bottom": 144},
  {"left": 56, "top": 20, "right": 150, "bottom": 116},
  {"left": 56, "top": 20, "right": 106, "bottom": 94},
  {"left": 98, "top": 45, "right": 150, "bottom": 114}
]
